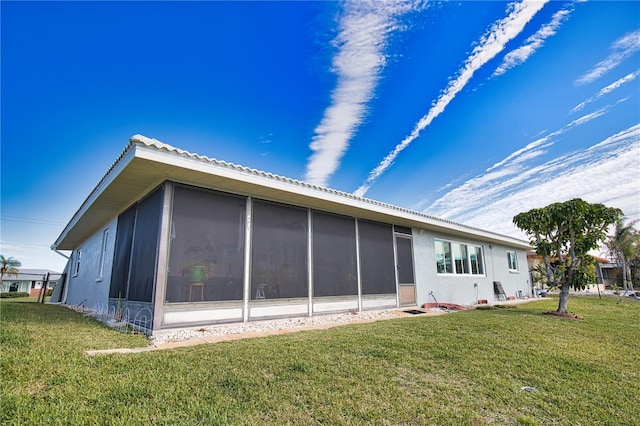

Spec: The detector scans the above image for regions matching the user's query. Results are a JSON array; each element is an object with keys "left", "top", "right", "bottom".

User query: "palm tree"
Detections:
[
  {"left": 605, "top": 219, "right": 640, "bottom": 292},
  {"left": 0, "top": 255, "right": 22, "bottom": 282}
]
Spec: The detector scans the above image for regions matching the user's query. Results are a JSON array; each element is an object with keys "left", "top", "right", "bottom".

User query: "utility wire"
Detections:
[
  {"left": 1, "top": 215, "right": 65, "bottom": 226},
  {"left": 1, "top": 241, "right": 54, "bottom": 249}
]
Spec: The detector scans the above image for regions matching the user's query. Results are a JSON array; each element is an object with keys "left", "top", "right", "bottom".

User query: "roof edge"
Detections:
[
  {"left": 52, "top": 141, "right": 138, "bottom": 249},
  {"left": 129, "top": 135, "right": 530, "bottom": 248},
  {"left": 53, "top": 134, "right": 531, "bottom": 250}
]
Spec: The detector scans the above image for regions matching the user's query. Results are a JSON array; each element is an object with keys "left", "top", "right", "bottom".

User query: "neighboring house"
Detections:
[
  {"left": 1, "top": 269, "right": 60, "bottom": 296},
  {"left": 599, "top": 262, "right": 623, "bottom": 289},
  {"left": 526, "top": 251, "right": 608, "bottom": 293},
  {"left": 51, "top": 135, "right": 532, "bottom": 335}
]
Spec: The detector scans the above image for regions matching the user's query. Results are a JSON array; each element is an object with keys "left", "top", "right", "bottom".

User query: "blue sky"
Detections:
[{"left": 2, "top": 0, "right": 639, "bottom": 271}]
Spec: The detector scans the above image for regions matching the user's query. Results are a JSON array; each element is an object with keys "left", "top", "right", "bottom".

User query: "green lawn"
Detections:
[{"left": 1, "top": 296, "right": 639, "bottom": 425}]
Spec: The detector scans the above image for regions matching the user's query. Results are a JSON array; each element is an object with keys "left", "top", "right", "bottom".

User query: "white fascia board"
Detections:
[{"left": 134, "top": 145, "right": 531, "bottom": 250}]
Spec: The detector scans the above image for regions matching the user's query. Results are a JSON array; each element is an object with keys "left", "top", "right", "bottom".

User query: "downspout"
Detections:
[
  {"left": 52, "top": 248, "right": 71, "bottom": 304},
  {"left": 54, "top": 249, "right": 70, "bottom": 260}
]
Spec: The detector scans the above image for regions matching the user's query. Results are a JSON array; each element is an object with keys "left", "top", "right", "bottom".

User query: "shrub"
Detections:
[{"left": 0, "top": 292, "right": 30, "bottom": 299}]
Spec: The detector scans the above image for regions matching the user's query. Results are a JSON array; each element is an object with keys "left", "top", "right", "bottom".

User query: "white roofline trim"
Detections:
[{"left": 53, "top": 134, "right": 531, "bottom": 250}]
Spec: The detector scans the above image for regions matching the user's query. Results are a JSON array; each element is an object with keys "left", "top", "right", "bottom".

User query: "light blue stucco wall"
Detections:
[
  {"left": 412, "top": 229, "right": 530, "bottom": 307},
  {"left": 63, "top": 218, "right": 117, "bottom": 307}
]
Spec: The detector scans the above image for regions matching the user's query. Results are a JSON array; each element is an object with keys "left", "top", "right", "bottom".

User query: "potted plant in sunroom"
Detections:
[
  {"left": 180, "top": 259, "right": 214, "bottom": 283},
  {"left": 180, "top": 240, "right": 217, "bottom": 283}
]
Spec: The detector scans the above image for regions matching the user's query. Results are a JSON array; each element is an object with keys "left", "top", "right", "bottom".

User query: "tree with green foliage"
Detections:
[
  {"left": 0, "top": 255, "right": 22, "bottom": 282},
  {"left": 513, "top": 199, "right": 622, "bottom": 313},
  {"left": 605, "top": 219, "right": 640, "bottom": 293}
]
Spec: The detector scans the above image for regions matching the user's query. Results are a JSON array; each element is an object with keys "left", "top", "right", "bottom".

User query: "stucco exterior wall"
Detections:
[
  {"left": 413, "top": 229, "right": 530, "bottom": 307},
  {"left": 488, "top": 245, "right": 531, "bottom": 298},
  {"left": 64, "top": 218, "right": 117, "bottom": 307}
]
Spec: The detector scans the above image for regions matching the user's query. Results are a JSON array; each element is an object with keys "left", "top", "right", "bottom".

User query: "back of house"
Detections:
[{"left": 50, "top": 135, "right": 532, "bottom": 335}]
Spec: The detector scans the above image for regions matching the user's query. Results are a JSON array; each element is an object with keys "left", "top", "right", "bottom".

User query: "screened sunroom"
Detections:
[
  {"left": 105, "top": 181, "right": 404, "bottom": 331},
  {"left": 51, "top": 135, "right": 531, "bottom": 335}
]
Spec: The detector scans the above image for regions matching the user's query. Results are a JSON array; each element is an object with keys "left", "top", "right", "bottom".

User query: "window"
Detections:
[
  {"left": 453, "top": 243, "right": 470, "bottom": 274},
  {"left": 435, "top": 239, "right": 484, "bottom": 275},
  {"left": 470, "top": 246, "right": 484, "bottom": 275},
  {"left": 507, "top": 251, "right": 519, "bottom": 272},
  {"left": 435, "top": 240, "right": 453, "bottom": 273},
  {"left": 73, "top": 248, "right": 82, "bottom": 276},
  {"left": 98, "top": 229, "right": 109, "bottom": 279}
]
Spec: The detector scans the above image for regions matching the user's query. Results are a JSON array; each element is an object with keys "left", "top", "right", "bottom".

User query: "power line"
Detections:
[
  {"left": 1, "top": 241, "right": 54, "bottom": 249},
  {"left": 1, "top": 215, "right": 65, "bottom": 226}
]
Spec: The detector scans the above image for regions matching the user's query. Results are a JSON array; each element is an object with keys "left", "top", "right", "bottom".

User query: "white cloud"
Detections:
[
  {"left": 424, "top": 124, "right": 640, "bottom": 239},
  {"left": 575, "top": 29, "right": 640, "bottom": 85},
  {"left": 423, "top": 106, "right": 618, "bottom": 219},
  {"left": 571, "top": 69, "right": 640, "bottom": 113},
  {"left": 417, "top": 102, "right": 617, "bottom": 225},
  {"left": 493, "top": 6, "right": 572, "bottom": 76},
  {"left": 353, "top": 0, "right": 549, "bottom": 197},
  {"left": 565, "top": 108, "right": 607, "bottom": 128},
  {"left": 305, "top": 0, "right": 423, "bottom": 186},
  {"left": 486, "top": 136, "right": 552, "bottom": 172}
]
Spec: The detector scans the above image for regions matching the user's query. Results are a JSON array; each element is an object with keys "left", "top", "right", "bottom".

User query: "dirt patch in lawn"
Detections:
[{"left": 543, "top": 311, "right": 584, "bottom": 319}]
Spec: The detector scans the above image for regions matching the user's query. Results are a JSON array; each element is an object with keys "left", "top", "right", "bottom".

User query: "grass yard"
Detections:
[{"left": 1, "top": 296, "right": 639, "bottom": 425}]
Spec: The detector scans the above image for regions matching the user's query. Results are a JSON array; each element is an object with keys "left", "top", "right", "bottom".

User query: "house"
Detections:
[
  {"left": 1, "top": 269, "right": 60, "bottom": 296},
  {"left": 599, "top": 262, "right": 623, "bottom": 289},
  {"left": 526, "top": 251, "right": 609, "bottom": 293},
  {"left": 50, "top": 135, "right": 532, "bottom": 335}
]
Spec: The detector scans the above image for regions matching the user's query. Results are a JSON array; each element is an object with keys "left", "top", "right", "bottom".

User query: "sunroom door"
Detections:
[{"left": 395, "top": 235, "right": 416, "bottom": 306}]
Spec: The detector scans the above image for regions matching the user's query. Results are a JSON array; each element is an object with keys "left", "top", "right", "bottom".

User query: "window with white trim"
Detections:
[
  {"left": 435, "top": 239, "right": 484, "bottom": 275},
  {"left": 73, "top": 248, "right": 82, "bottom": 276},
  {"left": 507, "top": 250, "right": 519, "bottom": 272},
  {"left": 98, "top": 229, "right": 109, "bottom": 279}
]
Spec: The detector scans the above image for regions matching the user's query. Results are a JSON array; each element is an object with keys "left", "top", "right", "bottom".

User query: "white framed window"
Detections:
[
  {"left": 435, "top": 239, "right": 484, "bottom": 276},
  {"left": 98, "top": 229, "right": 109, "bottom": 280},
  {"left": 507, "top": 250, "right": 519, "bottom": 272},
  {"left": 73, "top": 248, "right": 82, "bottom": 276}
]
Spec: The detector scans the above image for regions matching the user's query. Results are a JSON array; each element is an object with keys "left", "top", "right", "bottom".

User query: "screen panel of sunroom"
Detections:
[
  {"left": 166, "top": 185, "right": 246, "bottom": 303},
  {"left": 109, "top": 205, "right": 136, "bottom": 299},
  {"left": 127, "top": 187, "right": 162, "bottom": 303},
  {"left": 251, "top": 200, "right": 308, "bottom": 300},
  {"left": 108, "top": 187, "right": 162, "bottom": 303},
  {"left": 358, "top": 220, "right": 396, "bottom": 295},
  {"left": 312, "top": 211, "right": 358, "bottom": 297}
]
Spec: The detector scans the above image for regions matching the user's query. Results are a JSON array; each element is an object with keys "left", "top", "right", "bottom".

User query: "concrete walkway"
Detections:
[
  {"left": 85, "top": 308, "right": 444, "bottom": 356},
  {"left": 85, "top": 298, "right": 543, "bottom": 356}
]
